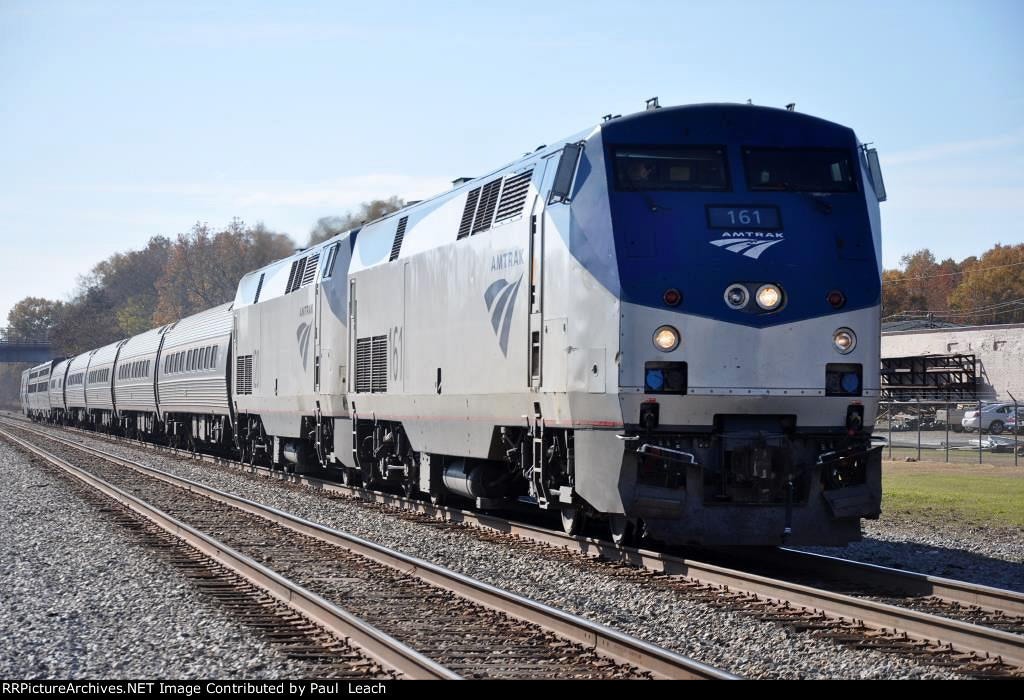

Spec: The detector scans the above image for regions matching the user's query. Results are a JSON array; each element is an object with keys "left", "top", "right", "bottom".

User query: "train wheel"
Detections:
[
  {"left": 402, "top": 477, "right": 418, "bottom": 498},
  {"left": 609, "top": 516, "right": 635, "bottom": 547},
  {"left": 360, "top": 462, "right": 379, "bottom": 489},
  {"left": 560, "top": 505, "right": 585, "bottom": 537}
]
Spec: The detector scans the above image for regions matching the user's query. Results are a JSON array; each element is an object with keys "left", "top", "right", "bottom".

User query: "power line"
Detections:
[
  {"left": 889, "top": 297, "right": 1024, "bottom": 317},
  {"left": 883, "top": 258, "right": 1024, "bottom": 284},
  {"left": 884, "top": 301, "right": 1024, "bottom": 322},
  {"left": 940, "top": 306, "right": 1024, "bottom": 319}
]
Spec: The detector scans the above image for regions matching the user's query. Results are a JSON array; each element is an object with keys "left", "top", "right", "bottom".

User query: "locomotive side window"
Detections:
[
  {"left": 613, "top": 146, "right": 729, "bottom": 191},
  {"left": 323, "top": 243, "right": 340, "bottom": 279},
  {"left": 743, "top": 148, "right": 856, "bottom": 192}
]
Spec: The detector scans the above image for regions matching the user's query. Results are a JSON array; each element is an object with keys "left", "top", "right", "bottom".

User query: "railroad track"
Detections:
[
  {"left": 0, "top": 420, "right": 732, "bottom": 680},
  {"left": 7, "top": 417, "right": 1024, "bottom": 676}
]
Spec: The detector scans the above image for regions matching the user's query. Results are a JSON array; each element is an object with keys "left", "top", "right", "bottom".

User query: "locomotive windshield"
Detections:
[
  {"left": 743, "top": 147, "right": 856, "bottom": 192},
  {"left": 613, "top": 146, "right": 729, "bottom": 191}
]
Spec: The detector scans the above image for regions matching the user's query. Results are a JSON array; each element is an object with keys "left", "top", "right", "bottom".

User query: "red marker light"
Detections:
[
  {"left": 827, "top": 290, "right": 846, "bottom": 308},
  {"left": 663, "top": 288, "right": 682, "bottom": 306}
]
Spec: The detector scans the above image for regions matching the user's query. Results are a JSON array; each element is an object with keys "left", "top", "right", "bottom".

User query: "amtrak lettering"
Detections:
[
  {"left": 490, "top": 248, "right": 525, "bottom": 272},
  {"left": 709, "top": 231, "right": 785, "bottom": 260},
  {"left": 720, "top": 231, "right": 783, "bottom": 239}
]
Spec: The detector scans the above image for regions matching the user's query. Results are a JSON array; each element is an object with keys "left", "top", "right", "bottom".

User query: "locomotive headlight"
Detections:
[
  {"left": 653, "top": 325, "right": 680, "bottom": 352},
  {"left": 724, "top": 284, "right": 749, "bottom": 309},
  {"left": 833, "top": 328, "right": 857, "bottom": 354},
  {"left": 755, "top": 284, "right": 783, "bottom": 311}
]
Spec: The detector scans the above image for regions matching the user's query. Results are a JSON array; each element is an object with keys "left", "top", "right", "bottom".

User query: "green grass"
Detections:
[{"left": 883, "top": 470, "right": 1024, "bottom": 529}]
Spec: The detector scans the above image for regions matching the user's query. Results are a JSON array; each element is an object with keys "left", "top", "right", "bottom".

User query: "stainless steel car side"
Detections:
[
  {"left": 156, "top": 303, "right": 233, "bottom": 449},
  {"left": 112, "top": 324, "right": 168, "bottom": 435}
]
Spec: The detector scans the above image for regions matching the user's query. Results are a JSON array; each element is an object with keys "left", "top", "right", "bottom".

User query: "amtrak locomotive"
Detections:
[{"left": 23, "top": 102, "right": 888, "bottom": 546}]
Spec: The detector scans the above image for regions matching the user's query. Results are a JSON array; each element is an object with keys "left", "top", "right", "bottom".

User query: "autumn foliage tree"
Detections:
[
  {"left": 21, "top": 219, "right": 294, "bottom": 355},
  {"left": 948, "top": 243, "right": 1024, "bottom": 324},
  {"left": 1, "top": 204, "right": 411, "bottom": 406},
  {"left": 0, "top": 298, "right": 65, "bottom": 408},
  {"left": 882, "top": 244, "right": 1024, "bottom": 324},
  {"left": 154, "top": 219, "right": 293, "bottom": 323},
  {"left": 6, "top": 297, "right": 65, "bottom": 339}
]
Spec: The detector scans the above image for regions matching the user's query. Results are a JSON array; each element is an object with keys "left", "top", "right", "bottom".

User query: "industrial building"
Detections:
[{"left": 881, "top": 322, "right": 1024, "bottom": 401}]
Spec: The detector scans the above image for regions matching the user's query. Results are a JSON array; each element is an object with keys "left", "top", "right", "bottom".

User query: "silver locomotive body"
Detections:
[{"left": 28, "top": 103, "right": 884, "bottom": 547}]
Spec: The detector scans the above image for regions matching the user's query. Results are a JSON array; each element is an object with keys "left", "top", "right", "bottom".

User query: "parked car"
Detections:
[{"left": 961, "top": 403, "right": 1021, "bottom": 434}]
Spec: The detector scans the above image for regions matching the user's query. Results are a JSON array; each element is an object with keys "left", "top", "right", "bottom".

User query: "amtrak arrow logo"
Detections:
[
  {"left": 484, "top": 274, "right": 523, "bottom": 356},
  {"left": 296, "top": 321, "right": 311, "bottom": 370},
  {"left": 710, "top": 232, "right": 784, "bottom": 260}
]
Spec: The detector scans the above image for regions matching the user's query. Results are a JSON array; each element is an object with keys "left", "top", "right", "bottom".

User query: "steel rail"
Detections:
[
  {"left": 0, "top": 420, "right": 733, "bottom": 680},
  {"left": 8, "top": 417, "right": 1024, "bottom": 668},
  {"left": 0, "top": 426, "right": 459, "bottom": 680},
  {"left": 753, "top": 547, "right": 1024, "bottom": 617}
]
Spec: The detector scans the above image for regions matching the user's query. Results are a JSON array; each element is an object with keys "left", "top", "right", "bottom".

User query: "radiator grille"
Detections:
[
  {"left": 236, "top": 355, "right": 253, "bottom": 395},
  {"left": 371, "top": 335, "right": 388, "bottom": 393},
  {"left": 494, "top": 169, "right": 533, "bottom": 222},
  {"left": 457, "top": 188, "right": 480, "bottom": 239},
  {"left": 285, "top": 260, "right": 300, "bottom": 294},
  {"left": 354, "top": 337, "right": 372, "bottom": 393},
  {"left": 300, "top": 252, "right": 320, "bottom": 286},
  {"left": 472, "top": 179, "right": 502, "bottom": 234},
  {"left": 285, "top": 253, "right": 320, "bottom": 294},
  {"left": 389, "top": 216, "right": 408, "bottom": 262},
  {"left": 355, "top": 335, "right": 387, "bottom": 393}
]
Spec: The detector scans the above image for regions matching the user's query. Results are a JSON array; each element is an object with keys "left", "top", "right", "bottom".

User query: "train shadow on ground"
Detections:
[{"left": 799, "top": 538, "right": 1024, "bottom": 594}]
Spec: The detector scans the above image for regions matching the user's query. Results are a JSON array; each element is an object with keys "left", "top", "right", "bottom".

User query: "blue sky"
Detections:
[{"left": 1, "top": 0, "right": 1022, "bottom": 323}]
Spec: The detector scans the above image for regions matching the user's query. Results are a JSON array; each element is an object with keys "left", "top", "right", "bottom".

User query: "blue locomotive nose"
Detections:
[{"left": 599, "top": 104, "right": 880, "bottom": 328}]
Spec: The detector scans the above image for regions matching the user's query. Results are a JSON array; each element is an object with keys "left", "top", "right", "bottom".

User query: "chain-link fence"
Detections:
[{"left": 876, "top": 396, "right": 1021, "bottom": 466}]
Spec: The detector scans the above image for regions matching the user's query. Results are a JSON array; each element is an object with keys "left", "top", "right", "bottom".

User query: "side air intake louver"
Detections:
[
  {"left": 284, "top": 253, "right": 319, "bottom": 294},
  {"left": 285, "top": 259, "right": 301, "bottom": 293},
  {"left": 354, "top": 335, "right": 388, "bottom": 393},
  {"left": 389, "top": 216, "right": 408, "bottom": 262},
  {"left": 236, "top": 355, "right": 253, "bottom": 395},
  {"left": 472, "top": 179, "right": 502, "bottom": 234},
  {"left": 494, "top": 169, "right": 533, "bottom": 222},
  {"left": 457, "top": 188, "right": 480, "bottom": 239},
  {"left": 354, "top": 338, "right": 371, "bottom": 393},
  {"left": 371, "top": 335, "right": 388, "bottom": 392},
  {"left": 300, "top": 252, "right": 319, "bottom": 287}
]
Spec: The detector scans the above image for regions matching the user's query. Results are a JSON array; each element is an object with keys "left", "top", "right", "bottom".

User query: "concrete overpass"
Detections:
[{"left": 0, "top": 328, "right": 58, "bottom": 364}]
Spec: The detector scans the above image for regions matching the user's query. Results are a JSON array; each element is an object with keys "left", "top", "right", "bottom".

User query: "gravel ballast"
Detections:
[
  {"left": 0, "top": 440, "right": 312, "bottom": 679},
  {"left": 19, "top": 425, "right": 978, "bottom": 679}
]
